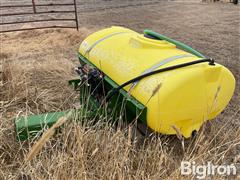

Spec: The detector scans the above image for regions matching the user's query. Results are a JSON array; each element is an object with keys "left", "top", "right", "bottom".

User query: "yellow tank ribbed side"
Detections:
[{"left": 79, "top": 26, "right": 235, "bottom": 138}]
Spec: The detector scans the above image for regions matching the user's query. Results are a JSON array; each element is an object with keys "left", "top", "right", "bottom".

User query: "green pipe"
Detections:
[{"left": 144, "top": 29, "right": 206, "bottom": 58}]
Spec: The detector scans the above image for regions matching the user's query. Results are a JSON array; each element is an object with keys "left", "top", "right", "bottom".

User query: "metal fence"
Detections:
[{"left": 0, "top": 0, "right": 79, "bottom": 33}]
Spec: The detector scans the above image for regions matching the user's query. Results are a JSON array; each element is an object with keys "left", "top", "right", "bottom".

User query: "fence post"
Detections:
[
  {"left": 73, "top": 0, "right": 79, "bottom": 31},
  {"left": 32, "top": 0, "right": 36, "bottom": 13}
]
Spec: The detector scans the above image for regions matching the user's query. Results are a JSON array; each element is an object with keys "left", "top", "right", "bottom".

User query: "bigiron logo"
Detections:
[{"left": 180, "top": 161, "right": 237, "bottom": 179}]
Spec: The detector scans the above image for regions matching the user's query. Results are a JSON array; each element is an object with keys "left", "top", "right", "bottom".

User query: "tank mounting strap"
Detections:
[
  {"left": 131, "top": 54, "right": 195, "bottom": 88},
  {"left": 84, "top": 31, "right": 131, "bottom": 55}
]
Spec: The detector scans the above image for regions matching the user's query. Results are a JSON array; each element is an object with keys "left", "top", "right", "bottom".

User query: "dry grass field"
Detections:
[{"left": 0, "top": 0, "right": 240, "bottom": 179}]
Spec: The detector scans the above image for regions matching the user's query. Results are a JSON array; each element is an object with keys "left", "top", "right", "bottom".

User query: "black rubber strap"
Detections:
[{"left": 106, "top": 58, "right": 215, "bottom": 101}]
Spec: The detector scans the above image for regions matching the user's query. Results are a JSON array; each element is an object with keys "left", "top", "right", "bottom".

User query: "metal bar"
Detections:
[
  {"left": 0, "top": 19, "right": 76, "bottom": 25},
  {"left": 0, "top": 26, "right": 76, "bottom": 33},
  {"left": 0, "top": 10, "right": 75, "bottom": 17},
  {"left": 0, "top": 3, "right": 74, "bottom": 8},
  {"left": 15, "top": 111, "right": 71, "bottom": 141},
  {"left": 73, "top": 0, "right": 79, "bottom": 31},
  {"left": 32, "top": 0, "right": 36, "bottom": 13}
]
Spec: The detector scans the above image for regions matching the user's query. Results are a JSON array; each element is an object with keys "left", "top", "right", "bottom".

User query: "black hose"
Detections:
[{"left": 106, "top": 58, "right": 215, "bottom": 101}]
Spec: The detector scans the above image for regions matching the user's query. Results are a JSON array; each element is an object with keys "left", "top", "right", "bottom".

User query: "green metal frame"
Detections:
[{"left": 14, "top": 53, "right": 147, "bottom": 141}]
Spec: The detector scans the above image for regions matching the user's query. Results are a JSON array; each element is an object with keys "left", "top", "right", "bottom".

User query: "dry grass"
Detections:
[{"left": 0, "top": 28, "right": 239, "bottom": 179}]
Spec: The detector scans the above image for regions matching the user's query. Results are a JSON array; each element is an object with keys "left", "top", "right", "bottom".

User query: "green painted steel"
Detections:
[
  {"left": 15, "top": 108, "right": 97, "bottom": 141},
  {"left": 14, "top": 52, "right": 148, "bottom": 141},
  {"left": 15, "top": 111, "right": 69, "bottom": 141},
  {"left": 144, "top": 29, "right": 206, "bottom": 58}
]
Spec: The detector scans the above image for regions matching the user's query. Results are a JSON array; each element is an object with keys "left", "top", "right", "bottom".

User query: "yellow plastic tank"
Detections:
[{"left": 79, "top": 26, "right": 235, "bottom": 138}]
